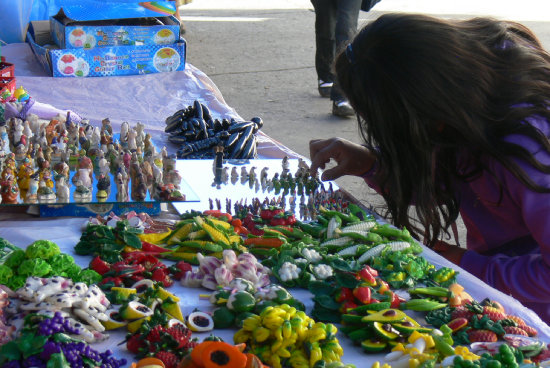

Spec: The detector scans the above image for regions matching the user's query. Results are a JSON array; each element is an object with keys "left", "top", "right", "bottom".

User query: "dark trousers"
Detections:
[{"left": 311, "top": 0, "right": 362, "bottom": 101}]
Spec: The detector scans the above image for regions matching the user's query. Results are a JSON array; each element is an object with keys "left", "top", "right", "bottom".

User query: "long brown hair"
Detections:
[{"left": 335, "top": 13, "right": 550, "bottom": 246}]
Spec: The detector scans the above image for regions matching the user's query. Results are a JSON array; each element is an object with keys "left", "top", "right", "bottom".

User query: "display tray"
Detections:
[{"left": 173, "top": 158, "right": 340, "bottom": 217}]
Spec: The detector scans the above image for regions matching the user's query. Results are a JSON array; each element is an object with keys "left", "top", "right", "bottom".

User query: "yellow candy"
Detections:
[{"left": 392, "top": 343, "right": 406, "bottom": 352}]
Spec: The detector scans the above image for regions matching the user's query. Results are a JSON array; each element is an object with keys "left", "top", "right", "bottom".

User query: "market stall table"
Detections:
[{"left": 1, "top": 43, "right": 549, "bottom": 367}]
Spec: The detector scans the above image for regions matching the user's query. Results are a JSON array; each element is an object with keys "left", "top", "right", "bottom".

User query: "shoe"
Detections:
[
  {"left": 318, "top": 80, "right": 333, "bottom": 98},
  {"left": 332, "top": 99, "right": 354, "bottom": 117}
]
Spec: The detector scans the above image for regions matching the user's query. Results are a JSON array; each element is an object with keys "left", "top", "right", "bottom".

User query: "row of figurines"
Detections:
[
  {"left": 211, "top": 156, "right": 322, "bottom": 196},
  {"left": 0, "top": 117, "right": 183, "bottom": 204},
  {"left": 0, "top": 152, "right": 184, "bottom": 204},
  {"left": 209, "top": 184, "right": 345, "bottom": 222},
  {"left": 1, "top": 114, "right": 163, "bottom": 170}
]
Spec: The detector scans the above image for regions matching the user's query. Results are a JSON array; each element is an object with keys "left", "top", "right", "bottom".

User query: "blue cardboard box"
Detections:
[
  {"left": 27, "top": 21, "right": 186, "bottom": 77},
  {"left": 50, "top": 1, "right": 181, "bottom": 49}
]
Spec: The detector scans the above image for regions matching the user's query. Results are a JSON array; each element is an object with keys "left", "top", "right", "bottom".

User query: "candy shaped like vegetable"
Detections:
[{"left": 279, "top": 262, "right": 300, "bottom": 282}]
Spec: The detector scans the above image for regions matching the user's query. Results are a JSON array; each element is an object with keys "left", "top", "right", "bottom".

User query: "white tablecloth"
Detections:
[
  {"left": 2, "top": 42, "right": 549, "bottom": 367},
  {"left": 0, "top": 218, "right": 548, "bottom": 367}
]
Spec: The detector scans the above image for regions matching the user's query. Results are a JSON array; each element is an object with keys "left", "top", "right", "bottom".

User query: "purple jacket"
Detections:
[
  {"left": 364, "top": 114, "right": 550, "bottom": 323},
  {"left": 458, "top": 114, "right": 550, "bottom": 324}
]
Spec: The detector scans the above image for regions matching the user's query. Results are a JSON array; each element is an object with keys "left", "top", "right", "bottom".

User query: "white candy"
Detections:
[
  {"left": 384, "top": 351, "right": 405, "bottom": 362},
  {"left": 412, "top": 337, "right": 426, "bottom": 352}
]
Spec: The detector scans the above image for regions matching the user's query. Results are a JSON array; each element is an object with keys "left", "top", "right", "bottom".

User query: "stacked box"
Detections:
[{"left": 26, "top": 1, "right": 186, "bottom": 78}]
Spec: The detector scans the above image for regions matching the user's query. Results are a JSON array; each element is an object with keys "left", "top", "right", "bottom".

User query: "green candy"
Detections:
[
  {"left": 226, "top": 290, "right": 256, "bottom": 313},
  {"left": 212, "top": 306, "right": 236, "bottom": 329}
]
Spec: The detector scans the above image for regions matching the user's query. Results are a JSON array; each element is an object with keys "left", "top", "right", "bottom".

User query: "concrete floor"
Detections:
[{"left": 179, "top": 0, "right": 550, "bottom": 246}]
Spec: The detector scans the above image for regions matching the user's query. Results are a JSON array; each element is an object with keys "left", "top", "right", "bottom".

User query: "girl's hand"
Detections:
[
  {"left": 309, "top": 137, "right": 376, "bottom": 181},
  {"left": 433, "top": 240, "right": 466, "bottom": 265}
]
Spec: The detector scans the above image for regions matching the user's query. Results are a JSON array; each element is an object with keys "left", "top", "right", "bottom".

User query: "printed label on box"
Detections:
[{"left": 50, "top": 43, "right": 185, "bottom": 77}]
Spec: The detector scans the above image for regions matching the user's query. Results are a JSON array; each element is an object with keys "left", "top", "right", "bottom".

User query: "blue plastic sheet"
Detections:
[{"left": 0, "top": 0, "right": 34, "bottom": 43}]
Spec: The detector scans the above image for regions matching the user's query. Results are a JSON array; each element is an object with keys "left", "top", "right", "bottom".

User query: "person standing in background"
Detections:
[{"left": 311, "top": 0, "right": 362, "bottom": 117}]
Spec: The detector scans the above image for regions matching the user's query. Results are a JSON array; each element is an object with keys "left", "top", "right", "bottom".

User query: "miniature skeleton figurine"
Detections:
[
  {"left": 221, "top": 167, "right": 229, "bottom": 184},
  {"left": 249, "top": 167, "right": 257, "bottom": 184},
  {"left": 240, "top": 167, "right": 248, "bottom": 185},
  {"left": 55, "top": 175, "right": 70, "bottom": 202},
  {"left": 230, "top": 167, "right": 239, "bottom": 185}
]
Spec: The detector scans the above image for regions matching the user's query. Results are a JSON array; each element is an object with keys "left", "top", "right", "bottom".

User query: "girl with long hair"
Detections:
[{"left": 310, "top": 13, "right": 550, "bottom": 323}]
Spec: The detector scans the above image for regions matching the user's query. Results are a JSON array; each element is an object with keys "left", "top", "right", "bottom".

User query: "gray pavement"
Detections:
[{"left": 179, "top": 0, "right": 550, "bottom": 245}]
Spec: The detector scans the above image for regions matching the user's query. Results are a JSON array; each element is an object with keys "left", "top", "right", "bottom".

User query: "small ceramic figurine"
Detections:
[
  {"left": 131, "top": 172, "right": 148, "bottom": 201},
  {"left": 127, "top": 128, "right": 137, "bottom": 151},
  {"left": 55, "top": 175, "right": 70, "bottom": 203},
  {"left": 152, "top": 159, "right": 163, "bottom": 188},
  {"left": 143, "top": 133, "right": 154, "bottom": 157},
  {"left": 23, "top": 121, "right": 33, "bottom": 145},
  {"left": 37, "top": 179, "right": 56, "bottom": 203},
  {"left": 231, "top": 167, "right": 238, "bottom": 185},
  {"left": 14, "top": 143, "right": 27, "bottom": 162},
  {"left": 116, "top": 169, "right": 129, "bottom": 202},
  {"left": 120, "top": 121, "right": 129, "bottom": 147},
  {"left": 221, "top": 167, "right": 229, "bottom": 184},
  {"left": 141, "top": 160, "right": 154, "bottom": 190},
  {"left": 282, "top": 155, "right": 290, "bottom": 172},
  {"left": 17, "top": 164, "right": 33, "bottom": 199},
  {"left": 25, "top": 172, "right": 39, "bottom": 203},
  {"left": 0, "top": 170, "right": 19, "bottom": 204},
  {"left": 101, "top": 118, "right": 113, "bottom": 136},
  {"left": 78, "top": 156, "right": 93, "bottom": 181},
  {"left": 157, "top": 183, "right": 184, "bottom": 201},
  {"left": 77, "top": 127, "right": 87, "bottom": 151},
  {"left": 13, "top": 120, "right": 24, "bottom": 148},
  {"left": 98, "top": 156, "right": 110, "bottom": 177},
  {"left": 135, "top": 122, "right": 145, "bottom": 147},
  {"left": 91, "top": 126, "right": 101, "bottom": 148},
  {"left": 73, "top": 180, "right": 92, "bottom": 202},
  {"left": 96, "top": 174, "right": 110, "bottom": 202},
  {"left": 163, "top": 166, "right": 182, "bottom": 189}
]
